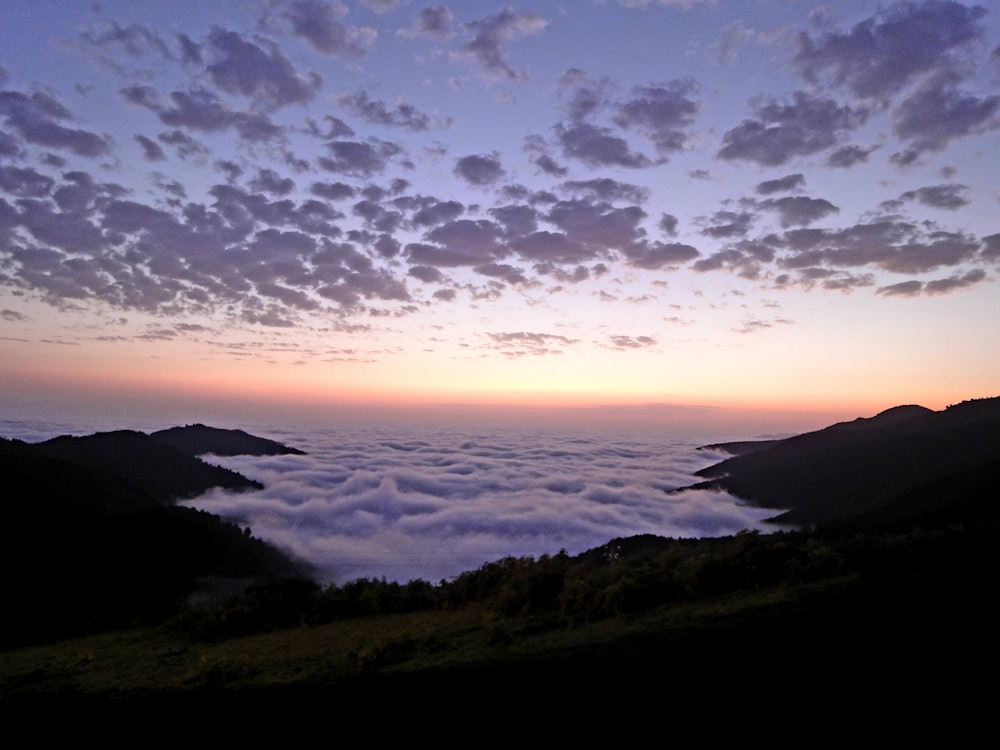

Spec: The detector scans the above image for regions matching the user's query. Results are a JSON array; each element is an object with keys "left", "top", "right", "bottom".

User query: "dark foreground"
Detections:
[
  {"left": 2, "top": 401, "right": 998, "bottom": 726},
  {"left": 2, "top": 518, "right": 995, "bottom": 726}
]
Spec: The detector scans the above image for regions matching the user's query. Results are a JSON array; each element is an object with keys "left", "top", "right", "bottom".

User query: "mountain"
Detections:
[
  {"left": 151, "top": 424, "right": 306, "bottom": 457},
  {"left": 690, "top": 397, "right": 1000, "bottom": 528},
  {"left": 32, "top": 430, "right": 262, "bottom": 511},
  {"left": 0, "top": 427, "right": 307, "bottom": 647}
]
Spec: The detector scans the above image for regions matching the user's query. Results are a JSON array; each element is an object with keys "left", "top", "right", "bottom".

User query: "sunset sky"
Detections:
[{"left": 1, "top": 0, "right": 998, "bottom": 432}]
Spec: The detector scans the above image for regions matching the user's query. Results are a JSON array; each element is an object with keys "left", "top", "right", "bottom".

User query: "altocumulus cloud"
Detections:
[{"left": 183, "top": 424, "right": 778, "bottom": 583}]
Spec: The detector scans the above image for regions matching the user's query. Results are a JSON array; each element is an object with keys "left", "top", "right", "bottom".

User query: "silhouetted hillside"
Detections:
[
  {"left": 151, "top": 424, "right": 306, "bottom": 457},
  {"left": 0, "top": 428, "right": 307, "bottom": 647},
  {"left": 34, "top": 430, "right": 262, "bottom": 508},
  {"left": 690, "top": 397, "right": 1000, "bottom": 527}
]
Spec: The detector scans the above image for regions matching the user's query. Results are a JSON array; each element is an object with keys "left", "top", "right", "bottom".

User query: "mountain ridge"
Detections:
[
  {"left": 151, "top": 424, "right": 307, "bottom": 457},
  {"left": 688, "top": 396, "right": 1000, "bottom": 528}
]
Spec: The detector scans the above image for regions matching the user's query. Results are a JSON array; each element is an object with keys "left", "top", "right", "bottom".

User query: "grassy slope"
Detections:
[{"left": 2, "top": 518, "right": 995, "bottom": 714}]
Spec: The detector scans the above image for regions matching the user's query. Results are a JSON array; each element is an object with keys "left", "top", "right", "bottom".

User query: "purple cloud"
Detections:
[
  {"left": 338, "top": 91, "right": 431, "bottom": 131},
  {"left": 0, "top": 90, "right": 110, "bottom": 156},
  {"left": 614, "top": 80, "right": 699, "bottom": 155},
  {"left": 718, "top": 92, "right": 868, "bottom": 166},
  {"left": 206, "top": 27, "right": 321, "bottom": 110},
  {"left": 399, "top": 6, "right": 454, "bottom": 40},
  {"left": 794, "top": 0, "right": 988, "bottom": 99},
  {"left": 756, "top": 173, "right": 805, "bottom": 195},
  {"left": 454, "top": 153, "right": 506, "bottom": 186},
  {"left": 457, "top": 8, "right": 549, "bottom": 81},
  {"left": 283, "top": 0, "right": 376, "bottom": 57}
]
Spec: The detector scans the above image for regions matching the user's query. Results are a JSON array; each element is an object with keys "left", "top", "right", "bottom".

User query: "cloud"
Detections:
[
  {"left": 608, "top": 335, "right": 657, "bottom": 349},
  {"left": 899, "top": 183, "right": 969, "bottom": 210},
  {"left": 0, "top": 130, "right": 20, "bottom": 158},
  {"left": 456, "top": 8, "right": 549, "bottom": 81},
  {"left": 623, "top": 241, "right": 699, "bottom": 270},
  {"left": 80, "top": 21, "right": 173, "bottom": 61},
  {"left": 177, "top": 33, "right": 203, "bottom": 66},
  {"left": 756, "top": 173, "right": 805, "bottom": 195},
  {"left": 398, "top": 6, "right": 454, "bottom": 40},
  {"left": 715, "top": 19, "right": 757, "bottom": 66},
  {"left": 691, "top": 239, "right": 776, "bottom": 280},
  {"left": 531, "top": 152, "right": 569, "bottom": 177},
  {"left": 156, "top": 130, "right": 208, "bottom": 162},
  {"left": 319, "top": 139, "right": 399, "bottom": 176},
  {"left": 701, "top": 209, "right": 754, "bottom": 238},
  {"left": 310, "top": 181, "right": 355, "bottom": 201},
  {"left": 560, "top": 178, "right": 650, "bottom": 204},
  {"left": 124, "top": 86, "right": 282, "bottom": 142},
  {"left": 352, "top": 198, "right": 403, "bottom": 232},
  {"left": 546, "top": 199, "right": 646, "bottom": 251},
  {"left": 777, "top": 221, "right": 982, "bottom": 276},
  {"left": 734, "top": 317, "right": 793, "bottom": 334},
  {"left": 407, "top": 219, "right": 505, "bottom": 267},
  {"left": 759, "top": 196, "right": 839, "bottom": 227},
  {"left": 411, "top": 199, "right": 464, "bottom": 227},
  {"left": 982, "top": 233, "right": 1000, "bottom": 260},
  {"left": 205, "top": 27, "right": 322, "bottom": 110},
  {"left": 717, "top": 92, "right": 868, "bottom": 166},
  {"left": 306, "top": 114, "right": 354, "bottom": 139},
  {"left": 0, "top": 165, "right": 54, "bottom": 197},
  {"left": 607, "top": 1, "right": 707, "bottom": 7},
  {"left": 561, "top": 76, "right": 611, "bottom": 123},
  {"left": 878, "top": 269, "right": 988, "bottom": 297},
  {"left": 827, "top": 144, "right": 877, "bottom": 168},
  {"left": 488, "top": 331, "right": 577, "bottom": 355},
  {"left": 282, "top": 0, "right": 376, "bottom": 57},
  {"left": 793, "top": 0, "right": 988, "bottom": 99},
  {"left": 454, "top": 153, "right": 506, "bottom": 185},
  {"left": 360, "top": 0, "right": 401, "bottom": 14},
  {"left": 488, "top": 204, "right": 538, "bottom": 238},
  {"left": 407, "top": 265, "right": 445, "bottom": 284},
  {"left": 924, "top": 268, "right": 987, "bottom": 294},
  {"left": 134, "top": 134, "right": 166, "bottom": 161},
  {"left": 555, "top": 122, "right": 653, "bottom": 168},
  {"left": 2, "top": 1, "right": 994, "bottom": 349},
  {"left": 613, "top": 80, "right": 699, "bottom": 155},
  {"left": 249, "top": 168, "right": 295, "bottom": 196},
  {"left": 876, "top": 279, "right": 925, "bottom": 297},
  {"left": 892, "top": 77, "right": 1000, "bottom": 156},
  {"left": 511, "top": 231, "right": 589, "bottom": 265},
  {"left": 659, "top": 213, "right": 679, "bottom": 237},
  {"left": 0, "top": 89, "right": 111, "bottom": 156},
  {"left": 338, "top": 91, "right": 431, "bottom": 131}
]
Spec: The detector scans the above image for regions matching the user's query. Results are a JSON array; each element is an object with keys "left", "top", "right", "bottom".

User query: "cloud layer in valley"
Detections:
[{"left": 184, "top": 425, "right": 777, "bottom": 583}]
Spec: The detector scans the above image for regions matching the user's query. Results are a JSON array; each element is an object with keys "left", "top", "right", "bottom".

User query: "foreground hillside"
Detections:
[{"left": 2, "top": 519, "right": 996, "bottom": 715}]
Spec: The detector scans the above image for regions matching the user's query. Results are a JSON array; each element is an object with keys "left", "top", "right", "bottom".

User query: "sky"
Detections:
[{"left": 1, "top": 0, "right": 998, "bottom": 433}]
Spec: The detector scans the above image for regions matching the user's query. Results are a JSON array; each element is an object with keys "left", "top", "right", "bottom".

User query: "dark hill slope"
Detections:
[
  {"left": 0, "top": 429, "right": 305, "bottom": 648},
  {"left": 151, "top": 424, "right": 305, "bottom": 457},
  {"left": 35, "top": 430, "right": 262, "bottom": 510},
  {"left": 693, "top": 397, "right": 1000, "bottom": 527}
]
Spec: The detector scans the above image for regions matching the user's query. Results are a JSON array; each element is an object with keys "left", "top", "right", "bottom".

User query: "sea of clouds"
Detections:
[{"left": 178, "top": 423, "right": 781, "bottom": 584}]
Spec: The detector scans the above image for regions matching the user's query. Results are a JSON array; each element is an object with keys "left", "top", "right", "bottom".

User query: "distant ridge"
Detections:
[
  {"left": 36, "top": 430, "right": 262, "bottom": 509},
  {"left": 151, "top": 423, "right": 306, "bottom": 457},
  {"left": 687, "top": 397, "right": 1000, "bottom": 528}
]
